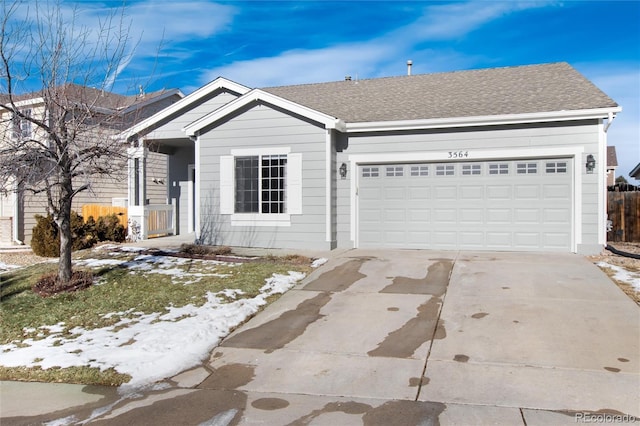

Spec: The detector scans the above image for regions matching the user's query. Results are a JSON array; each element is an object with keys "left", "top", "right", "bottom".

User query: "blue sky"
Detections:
[{"left": 12, "top": 1, "right": 640, "bottom": 178}]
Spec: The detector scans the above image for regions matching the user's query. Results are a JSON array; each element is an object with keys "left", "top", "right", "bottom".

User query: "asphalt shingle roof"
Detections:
[
  {"left": 263, "top": 62, "right": 618, "bottom": 123},
  {"left": 1, "top": 83, "right": 171, "bottom": 112}
]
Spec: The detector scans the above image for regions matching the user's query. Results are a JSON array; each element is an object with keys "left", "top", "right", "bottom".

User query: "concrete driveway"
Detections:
[{"left": 3, "top": 250, "right": 639, "bottom": 425}]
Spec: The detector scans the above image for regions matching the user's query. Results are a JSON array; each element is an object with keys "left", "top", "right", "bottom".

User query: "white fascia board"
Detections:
[
  {"left": 183, "top": 89, "right": 345, "bottom": 136},
  {"left": 0, "top": 97, "right": 45, "bottom": 110},
  {"left": 345, "top": 107, "right": 622, "bottom": 133},
  {"left": 114, "top": 78, "right": 251, "bottom": 141}
]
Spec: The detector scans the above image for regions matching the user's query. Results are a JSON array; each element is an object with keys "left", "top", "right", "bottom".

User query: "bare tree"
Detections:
[{"left": 0, "top": 0, "right": 138, "bottom": 283}]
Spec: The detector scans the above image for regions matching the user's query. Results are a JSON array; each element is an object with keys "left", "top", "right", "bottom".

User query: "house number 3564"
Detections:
[{"left": 448, "top": 151, "right": 469, "bottom": 159}]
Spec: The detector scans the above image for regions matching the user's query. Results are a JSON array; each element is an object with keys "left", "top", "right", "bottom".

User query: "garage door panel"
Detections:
[
  {"left": 543, "top": 208, "right": 570, "bottom": 223},
  {"left": 358, "top": 158, "right": 572, "bottom": 252},
  {"left": 359, "top": 187, "right": 381, "bottom": 199},
  {"left": 432, "top": 231, "right": 457, "bottom": 246},
  {"left": 486, "top": 232, "right": 512, "bottom": 247},
  {"left": 384, "top": 187, "right": 406, "bottom": 199},
  {"left": 487, "top": 185, "right": 512, "bottom": 199},
  {"left": 383, "top": 209, "right": 406, "bottom": 222},
  {"left": 514, "top": 208, "right": 539, "bottom": 223},
  {"left": 460, "top": 231, "right": 484, "bottom": 246},
  {"left": 459, "top": 209, "right": 483, "bottom": 224},
  {"left": 460, "top": 186, "right": 484, "bottom": 199},
  {"left": 487, "top": 208, "right": 511, "bottom": 224},
  {"left": 359, "top": 208, "right": 382, "bottom": 222},
  {"left": 544, "top": 184, "right": 571, "bottom": 198},
  {"left": 408, "top": 186, "right": 430, "bottom": 199},
  {"left": 409, "top": 209, "right": 430, "bottom": 222},
  {"left": 514, "top": 233, "right": 540, "bottom": 247},
  {"left": 514, "top": 185, "right": 540, "bottom": 199},
  {"left": 408, "top": 231, "right": 430, "bottom": 244},
  {"left": 434, "top": 186, "right": 457, "bottom": 200},
  {"left": 544, "top": 233, "right": 571, "bottom": 248},
  {"left": 433, "top": 209, "right": 457, "bottom": 223}
]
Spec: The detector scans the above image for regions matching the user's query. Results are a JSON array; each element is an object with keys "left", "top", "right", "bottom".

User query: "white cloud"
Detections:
[{"left": 200, "top": 0, "right": 558, "bottom": 87}]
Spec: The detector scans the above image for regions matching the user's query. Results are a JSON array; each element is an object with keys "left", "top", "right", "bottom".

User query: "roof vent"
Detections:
[
  {"left": 345, "top": 76, "right": 352, "bottom": 81},
  {"left": 407, "top": 60, "right": 413, "bottom": 76}
]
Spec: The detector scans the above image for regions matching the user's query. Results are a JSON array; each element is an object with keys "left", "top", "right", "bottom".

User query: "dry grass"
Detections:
[{"left": 589, "top": 242, "right": 640, "bottom": 305}]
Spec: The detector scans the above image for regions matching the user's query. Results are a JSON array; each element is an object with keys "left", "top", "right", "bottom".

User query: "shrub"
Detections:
[
  {"left": 95, "top": 214, "right": 126, "bottom": 242},
  {"left": 180, "top": 243, "right": 232, "bottom": 256},
  {"left": 31, "top": 214, "right": 59, "bottom": 257},
  {"left": 31, "top": 211, "right": 100, "bottom": 257}
]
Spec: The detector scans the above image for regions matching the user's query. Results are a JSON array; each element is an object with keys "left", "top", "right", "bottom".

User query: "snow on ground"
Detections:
[
  {"left": 311, "top": 257, "right": 328, "bottom": 268},
  {"left": 0, "top": 261, "right": 20, "bottom": 272},
  {"left": 597, "top": 261, "right": 640, "bottom": 291},
  {"left": 0, "top": 249, "right": 306, "bottom": 393}
]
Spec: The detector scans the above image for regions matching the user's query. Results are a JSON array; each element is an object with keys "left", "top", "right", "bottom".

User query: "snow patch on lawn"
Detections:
[
  {"left": 0, "top": 249, "right": 307, "bottom": 394},
  {"left": 0, "top": 261, "right": 20, "bottom": 272},
  {"left": 597, "top": 262, "right": 640, "bottom": 291}
]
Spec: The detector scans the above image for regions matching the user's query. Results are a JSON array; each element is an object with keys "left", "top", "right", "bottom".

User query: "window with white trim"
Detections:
[
  {"left": 219, "top": 150, "right": 302, "bottom": 222},
  {"left": 436, "top": 164, "right": 455, "bottom": 176},
  {"left": 517, "top": 162, "right": 537, "bottom": 174},
  {"left": 545, "top": 161, "right": 567, "bottom": 174},
  {"left": 235, "top": 154, "right": 287, "bottom": 213},
  {"left": 386, "top": 166, "right": 404, "bottom": 177},
  {"left": 410, "top": 165, "right": 429, "bottom": 176},
  {"left": 488, "top": 163, "right": 509, "bottom": 175},
  {"left": 461, "top": 164, "right": 481, "bottom": 176},
  {"left": 12, "top": 108, "right": 32, "bottom": 139}
]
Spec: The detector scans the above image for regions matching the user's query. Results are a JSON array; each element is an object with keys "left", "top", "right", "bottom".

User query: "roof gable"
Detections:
[
  {"left": 118, "top": 77, "right": 250, "bottom": 141},
  {"left": 184, "top": 89, "right": 345, "bottom": 137}
]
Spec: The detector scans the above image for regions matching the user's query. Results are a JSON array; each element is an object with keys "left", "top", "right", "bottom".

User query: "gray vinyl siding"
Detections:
[
  {"left": 198, "top": 103, "right": 330, "bottom": 250},
  {"left": 335, "top": 120, "right": 602, "bottom": 252},
  {"left": 147, "top": 92, "right": 239, "bottom": 140},
  {"left": 21, "top": 152, "right": 168, "bottom": 244}
]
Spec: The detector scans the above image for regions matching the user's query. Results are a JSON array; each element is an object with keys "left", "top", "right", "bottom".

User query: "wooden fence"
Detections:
[
  {"left": 607, "top": 192, "right": 640, "bottom": 242},
  {"left": 81, "top": 205, "right": 128, "bottom": 228}
]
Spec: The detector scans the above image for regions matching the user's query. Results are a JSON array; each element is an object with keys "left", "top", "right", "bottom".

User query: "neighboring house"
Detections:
[
  {"left": 606, "top": 146, "right": 618, "bottom": 186},
  {"left": 118, "top": 62, "right": 620, "bottom": 254},
  {"left": 630, "top": 163, "right": 640, "bottom": 181},
  {"left": 0, "top": 84, "right": 183, "bottom": 245}
]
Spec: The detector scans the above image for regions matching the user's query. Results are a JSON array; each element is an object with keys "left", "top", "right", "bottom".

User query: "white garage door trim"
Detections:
[{"left": 349, "top": 146, "right": 583, "bottom": 252}]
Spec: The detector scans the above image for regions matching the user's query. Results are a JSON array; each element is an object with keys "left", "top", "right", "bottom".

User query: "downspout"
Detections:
[{"left": 12, "top": 183, "right": 23, "bottom": 245}]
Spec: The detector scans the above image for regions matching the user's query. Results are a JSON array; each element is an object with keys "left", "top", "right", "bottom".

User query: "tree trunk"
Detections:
[
  {"left": 57, "top": 206, "right": 73, "bottom": 283},
  {"left": 56, "top": 172, "right": 74, "bottom": 283}
]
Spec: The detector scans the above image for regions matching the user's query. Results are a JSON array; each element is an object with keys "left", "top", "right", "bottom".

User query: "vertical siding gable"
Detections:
[{"left": 147, "top": 92, "right": 240, "bottom": 140}]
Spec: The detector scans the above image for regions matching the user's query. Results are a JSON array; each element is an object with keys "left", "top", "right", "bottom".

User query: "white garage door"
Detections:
[{"left": 358, "top": 159, "right": 572, "bottom": 251}]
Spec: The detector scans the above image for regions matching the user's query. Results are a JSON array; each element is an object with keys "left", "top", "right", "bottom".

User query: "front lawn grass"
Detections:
[{"left": 0, "top": 249, "right": 311, "bottom": 385}]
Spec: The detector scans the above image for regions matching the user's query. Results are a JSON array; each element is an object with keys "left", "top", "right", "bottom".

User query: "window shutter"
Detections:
[
  {"left": 219, "top": 155, "right": 234, "bottom": 214},
  {"left": 287, "top": 153, "right": 302, "bottom": 214}
]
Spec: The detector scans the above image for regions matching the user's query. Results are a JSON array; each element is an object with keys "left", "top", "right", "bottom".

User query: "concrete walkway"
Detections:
[{"left": 2, "top": 250, "right": 638, "bottom": 425}]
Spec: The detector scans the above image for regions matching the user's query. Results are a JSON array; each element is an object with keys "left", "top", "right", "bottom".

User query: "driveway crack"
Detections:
[{"left": 414, "top": 251, "right": 458, "bottom": 401}]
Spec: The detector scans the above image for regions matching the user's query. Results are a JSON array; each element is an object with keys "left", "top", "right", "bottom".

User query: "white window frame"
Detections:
[{"left": 220, "top": 147, "right": 302, "bottom": 227}]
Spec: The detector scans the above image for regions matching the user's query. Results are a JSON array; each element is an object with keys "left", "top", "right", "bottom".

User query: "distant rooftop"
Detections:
[{"left": 0, "top": 83, "right": 179, "bottom": 112}]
